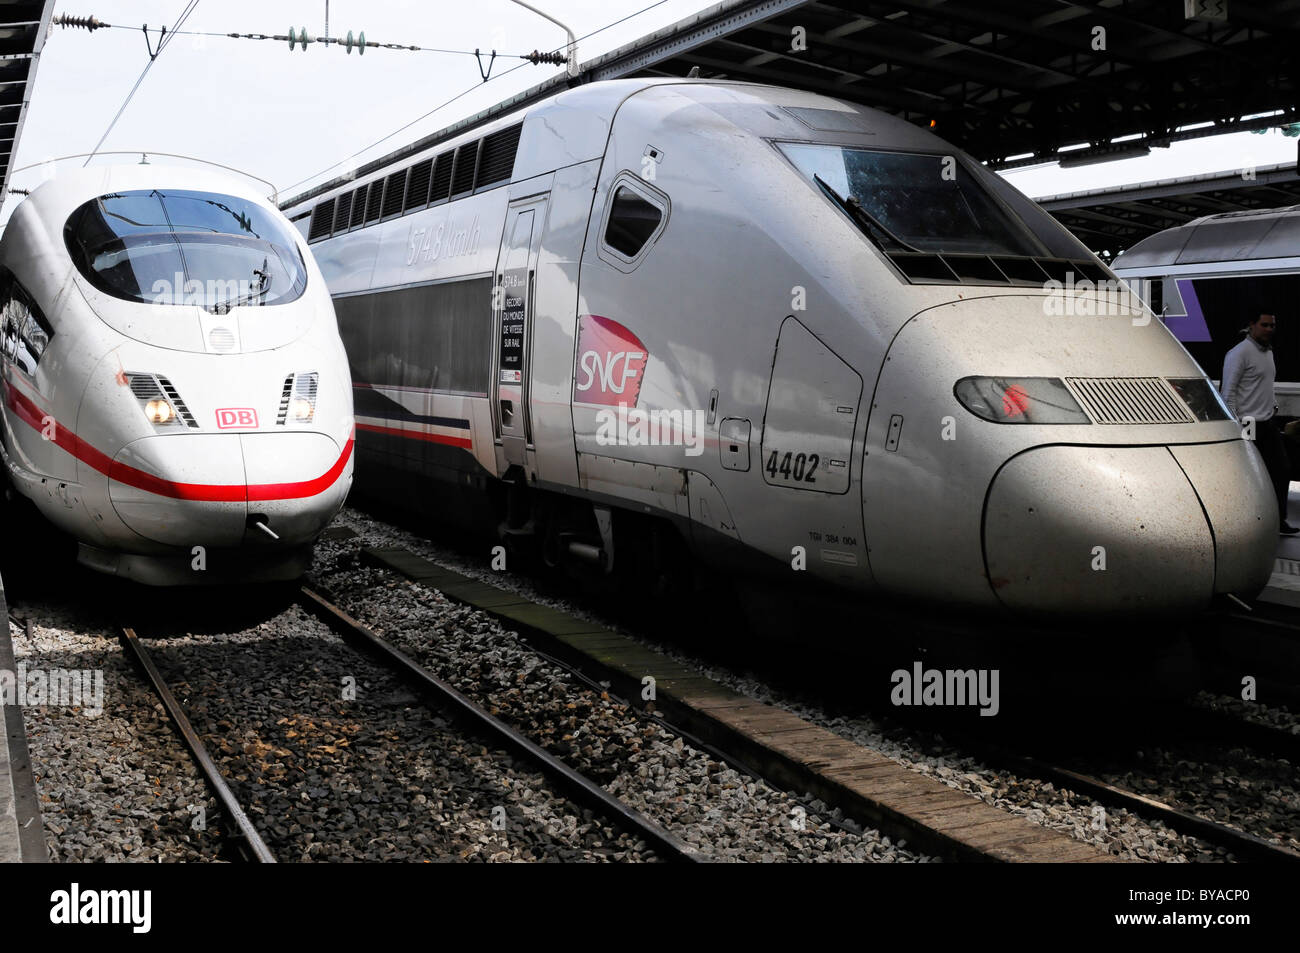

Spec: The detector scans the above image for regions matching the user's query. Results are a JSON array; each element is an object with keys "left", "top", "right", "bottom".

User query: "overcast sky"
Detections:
[{"left": 9, "top": 0, "right": 1298, "bottom": 227}]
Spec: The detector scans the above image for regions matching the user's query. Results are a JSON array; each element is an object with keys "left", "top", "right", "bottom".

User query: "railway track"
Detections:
[
  {"left": 119, "top": 628, "right": 276, "bottom": 863},
  {"left": 121, "top": 588, "right": 699, "bottom": 863},
  {"left": 948, "top": 738, "right": 1300, "bottom": 864},
  {"left": 314, "top": 531, "right": 1118, "bottom": 862},
  {"left": 295, "top": 585, "right": 701, "bottom": 863},
  {"left": 316, "top": 512, "right": 1300, "bottom": 863}
]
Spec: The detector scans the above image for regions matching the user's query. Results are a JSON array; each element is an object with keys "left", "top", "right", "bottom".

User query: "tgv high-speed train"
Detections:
[
  {"left": 285, "top": 78, "right": 1276, "bottom": 617},
  {"left": 0, "top": 166, "right": 353, "bottom": 584}
]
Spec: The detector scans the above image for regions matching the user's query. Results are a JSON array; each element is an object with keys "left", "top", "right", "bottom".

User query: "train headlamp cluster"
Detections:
[
  {"left": 288, "top": 372, "right": 318, "bottom": 423},
  {"left": 955, "top": 376, "right": 1230, "bottom": 425},
  {"left": 127, "top": 373, "right": 193, "bottom": 429},
  {"left": 144, "top": 399, "right": 175, "bottom": 424},
  {"left": 954, "top": 377, "right": 1090, "bottom": 424}
]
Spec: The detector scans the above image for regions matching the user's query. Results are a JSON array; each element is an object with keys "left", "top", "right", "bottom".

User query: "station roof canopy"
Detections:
[
  {"left": 1037, "top": 162, "right": 1300, "bottom": 253},
  {"left": 288, "top": 0, "right": 1300, "bottom": 232},
  {"left": 606, "top": 0, "right": 1300, "bottom": 171},
  {"left": 0, "top": 1, "right": 54, "bottom": 197}
]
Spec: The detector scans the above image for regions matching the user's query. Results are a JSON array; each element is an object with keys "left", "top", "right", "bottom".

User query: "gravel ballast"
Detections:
[{"left": 324, "top": 505, "right": 1300, "bottom": 862}]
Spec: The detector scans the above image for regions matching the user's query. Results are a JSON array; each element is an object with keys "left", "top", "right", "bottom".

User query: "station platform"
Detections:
[{"left": 0, "top": 576, "right": 44, "bottom": 863}]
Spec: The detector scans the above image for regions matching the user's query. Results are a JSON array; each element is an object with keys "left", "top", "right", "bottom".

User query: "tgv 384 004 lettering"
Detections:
[
  {"left": 0, "top": 166, "right": 354, "bottom": 583},
  {"left": 285, "top": 78, "right": 1275, "bottom": 617}
]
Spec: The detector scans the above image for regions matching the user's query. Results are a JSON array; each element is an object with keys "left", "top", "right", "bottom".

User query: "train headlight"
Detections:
[
  {"left": 144, "top": 399, "right": 175, "bottom": 424},
  {"left": 289, "top": 397, "right": 314, "bottom": 421},
  {"left": 1166, "top": 378, "right": 1230, "bottom": 422},
  {"left": 954, "top": 377, "right": 1090, "bottom": 424}
]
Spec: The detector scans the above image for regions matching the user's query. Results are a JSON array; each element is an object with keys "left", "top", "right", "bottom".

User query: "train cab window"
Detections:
[
  {"left": 64, "top": 189, "right": 308, "bottom": 312},
  {"left": 0, "top": 280, "right": 53, "bottom": 376},
  {"left": 599, "top": 176, "right": 668, "bottom": 270},
  {"left": 779, "top": 143, "right": 1047, "bottom": 258}
]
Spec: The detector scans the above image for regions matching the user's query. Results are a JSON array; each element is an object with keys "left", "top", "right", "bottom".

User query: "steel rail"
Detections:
[
  {"left": 980, "top": 746, "right": 1300, "bottom": 864},
  {"left": 119, "top": 627, "right": 277, "bottom": 863},
  {"left": 297, "top": 585, "right": 703, "bottom": 863}
]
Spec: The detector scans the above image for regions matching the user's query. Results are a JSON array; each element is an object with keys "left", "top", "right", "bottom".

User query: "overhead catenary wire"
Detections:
[
  {"left": 80, "top": 1, "right": 202, "bottom": 166},
  {"left": 280, "top": 0, "right": 670, "bottom": 197},
  {"left": 52, "top": 13, "right": 569, "bottom": 64}
]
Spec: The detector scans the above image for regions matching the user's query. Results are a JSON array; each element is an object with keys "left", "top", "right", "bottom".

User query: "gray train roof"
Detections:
[{"left": 1111, "top": 205, "right": 1300, "bottom": 271}]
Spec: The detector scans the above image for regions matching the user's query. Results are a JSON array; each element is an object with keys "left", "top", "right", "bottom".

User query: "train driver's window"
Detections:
[
  {"left": 599, "top": 175, "right": 669, "bottom": 272},
  {"left": 605, "top": 188, "right": 661, "bottom": 256}
]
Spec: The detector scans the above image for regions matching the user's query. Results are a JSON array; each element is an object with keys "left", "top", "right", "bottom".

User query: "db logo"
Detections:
[
  {"left": 573, "top": 315, "right": 648, "bottom": 407},
  {"left": 216, "top": 408, "right": 258, "bottom": 429}
]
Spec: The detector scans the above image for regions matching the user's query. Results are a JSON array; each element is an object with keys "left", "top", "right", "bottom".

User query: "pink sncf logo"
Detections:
[{"left": 573, "top": 315, "right": 648, "bottom": 407}]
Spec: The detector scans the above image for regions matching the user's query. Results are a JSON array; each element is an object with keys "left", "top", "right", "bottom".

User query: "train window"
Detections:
[
  {"left": 778, "top": 143, "right": 1049, "bottom": 258},
  {"left": 599, "top": 176, "right": 668, "bottom": 270},
  {"left": 64, "top": 189, "right": 308, "bottom": 312},
  {"left": 0, "top": 279, "right": 53, "bottom": 376}
]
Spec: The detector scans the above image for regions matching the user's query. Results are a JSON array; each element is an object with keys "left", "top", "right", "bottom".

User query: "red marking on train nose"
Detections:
[
  {"left": 216, "top": 408, "right": 259, "bottom": 429},
  {"left": 2, "top": 377, "right": 352, "bottom": 502},
  {"left": 1001, "top": 384, "right": 1030, "bottom": 418}
]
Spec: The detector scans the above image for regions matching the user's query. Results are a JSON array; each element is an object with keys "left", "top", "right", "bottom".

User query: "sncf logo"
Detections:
[
  {"left": 573, "top": 315, "right": 648, "bottom": 407},
  {"left": 216, "top": 408, "right": 258, "bottom": 429}
]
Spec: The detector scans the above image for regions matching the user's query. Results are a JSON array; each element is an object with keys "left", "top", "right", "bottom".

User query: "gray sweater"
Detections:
[{"left": 1221, "top": 335, "right": 1276, "bottom": 422}]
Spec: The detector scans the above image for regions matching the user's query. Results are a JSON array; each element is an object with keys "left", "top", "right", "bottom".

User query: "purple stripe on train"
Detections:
[{"left": 1164, "top": 278, "right": 1213, "bottom": 343}]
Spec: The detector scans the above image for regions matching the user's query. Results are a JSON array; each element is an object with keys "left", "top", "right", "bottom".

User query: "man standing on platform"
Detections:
[{"left": 1222, "top": 312, "right": 1295, "bottom": 534}]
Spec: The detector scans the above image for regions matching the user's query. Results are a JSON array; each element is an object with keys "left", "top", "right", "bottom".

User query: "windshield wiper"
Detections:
[
  {"left": 813, "top": 174, "right": 921, "bottom": 254},
  {"left": 208, "top": 257, "right": 272, "bottom": 313}
]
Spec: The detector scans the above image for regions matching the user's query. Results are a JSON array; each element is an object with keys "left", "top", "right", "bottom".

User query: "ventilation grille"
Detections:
[
  {"left": 307, "top": 201, "right": 334, "bottom": 240},
  {"left": 430, "top": 152, "right": 453, "bottom": 203},
  {"left": 306, "top": 126, "right": 519, "bottom": 242},
  {"left": 156, "top": 376, "right": 198, "bottom": 428},
  {"left": 381, "top": 170, "right": 406, "bottom": 218},
  {"left": 276, "top": 373, "right": 294, "bottom": 425},
  {"left": 478, "top": 124, "right": 521, "bottom": 187},
  {"left": 365, "top": 182, "right": 384, "bottom": 223},
  {"left": 208, "top": 326, "right": 236, "bottom": 352},
  {"left": 294, "top": 372, "right": 318, "bottom": 402},
  {"left": 1065, "top": 378, "right": 1194, "bottom": 425},
  {"left": 405, "top": 159, "right": 432, "bottom": 212},
  {"left": 128, "top": 375, "right": 164, "bottom": 400},
  {"left": 348, "top": 188, "right": 367, "bottom": 230},
  {"left": 451, "top": 143, "right": 478, "bottom": 196}
]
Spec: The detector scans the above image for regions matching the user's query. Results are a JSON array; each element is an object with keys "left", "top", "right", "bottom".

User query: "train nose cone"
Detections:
[
  {"left": 108, "top": 432, "right": 350, "bottom": 548},
  {"left": 983, "top": 444, "right": 1274, "bottom": 614},
  {"left": 241, "top": 432, "right": 349, "bottom": 541},
  {"left": 110, "top": 434, "right": 248, "bottom": 546},
  {"left": 1166, "top": 441, "right": 1277, "bottom": 594}
]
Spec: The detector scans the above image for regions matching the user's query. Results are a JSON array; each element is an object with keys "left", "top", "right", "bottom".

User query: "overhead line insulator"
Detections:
[
  {"left": 524, "top": 49, "right": 567, "bottom": 66},
  {"left": 53, "top": 13, "right": 108, "bottom": 32}
]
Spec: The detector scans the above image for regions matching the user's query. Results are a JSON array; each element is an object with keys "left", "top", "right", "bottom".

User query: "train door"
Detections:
[{"left": 493, "top": 195, "right": 548, "bottom": 467}]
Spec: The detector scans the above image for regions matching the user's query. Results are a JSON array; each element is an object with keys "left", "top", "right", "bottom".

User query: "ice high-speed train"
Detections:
[
  {"left": 0, "top": 166, "right": 353, "bottom": 584},
  {"left": 285, "top": 78, "right": 1276, "bottom": 617}
]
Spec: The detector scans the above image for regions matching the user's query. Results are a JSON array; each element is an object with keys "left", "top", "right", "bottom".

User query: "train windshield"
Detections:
[
  {"left": 64, "top": 189, "right": 307, "bottom": 311},
  {"left": 779, "top": 144, "right": 1048, "bottom": 257}
]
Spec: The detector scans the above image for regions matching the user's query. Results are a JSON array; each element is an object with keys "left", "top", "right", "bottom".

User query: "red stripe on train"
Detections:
[
  {"left": 356, "top": 421, "right": 474, "bottom": 449},
  {"left": 2, "top": 378, "right": 352, "bottom": 502}
]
